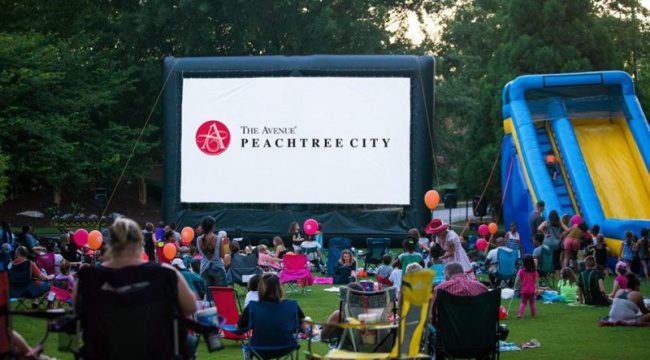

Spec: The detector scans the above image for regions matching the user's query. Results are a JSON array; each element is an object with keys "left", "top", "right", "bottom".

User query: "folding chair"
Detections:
[
  {"left": 364, "top": 238, "right": 390, "bottom": 275},
  {"left": 494, "top": 249, "right": 517, "bottom": 288},
  {"left": 279, "top": 254, "right": 314, "bottom": 295},
  {"left": 302, "top": 246, "right": 322, "bottom": 272},
  {"left": 434, "top": 289, "right": 501, "bottom": 359},
  {"left": 229, "top": 253, "right": 263, "bottom": 287},
  {"left": 75, "top": 263, "right": 219, "bottom": 359},
  {"left": 209, "top": 286, "right": 248, "bottom": 341},
  {"left": 242, "top": 300, "right": 301, "bottom": 360},
  {"left": 309, "top": 270, "right": 435, "bottom": 360},
  {"left": 327, "top": 238, "right": 352, "bottom": 277},
  {"left": 337, "top": 287, "right": 397, "bottom": 353},
  {"left": 8, "top": 262, "right": 47, "bottom": 310},
  {"left": 538, "top": 246, "right": 556, "bottom": 288}
]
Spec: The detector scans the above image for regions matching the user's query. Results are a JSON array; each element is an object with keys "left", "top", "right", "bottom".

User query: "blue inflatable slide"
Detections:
[{"left": 501, "top": 71, "right": 650, "bottom": 255}]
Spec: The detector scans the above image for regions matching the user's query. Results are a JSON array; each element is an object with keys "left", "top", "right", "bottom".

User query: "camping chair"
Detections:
[
  {"left": 327, "top": 238, "right": 352, "bottom": 277},
  {"left": 209, "top": 286, "right": 248, "bottom": 342},
  {"left": 74, "top": 263, "right": 219, "bottom": 359},
  {"left": 279, "top": 254, "right": 314, "bottom": 295},
  {"left": 494, "top": 249, "right": 517, "bottom": 288},
  {"left": 538, "top": 246, "right": 555, "bottom": 288},
  {"left": 336, "top": 286, "right": 397, "bottom": 353},
  {"left": 308, "top": 270, "right": 434, "bottom": 360},
  {"left": 364, "top": 238, "right": 390, "bottom": 275},
  {"left": 8, "top": 262, "right": 47, "bottom": 310},
  {"left": 241, "top": 300, "right": 301, "bottom": 360},
  {"left": 302, "top": 246, "right": 322, "bottom": 272},
  {"left": 434, "top": 289, "right": 501, "bottom": 359},
  {"left": 229, "top": 253, "right": 263, "bottom": 287}
]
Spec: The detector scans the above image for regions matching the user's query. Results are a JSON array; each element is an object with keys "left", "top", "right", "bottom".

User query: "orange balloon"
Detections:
[
  {"left": 488, "top": 223, "right": 498, "bottom": 235},
  {"left": 180, "top": 227, "right": 194, "bottom": 245},
  {"left": 87, "top": 230, "right": 103, "bottom": 250},
  {"left": 424, "top": 190, "right": 440, "bottom": 210},
  {"left": 163, "top": 243, "right": 177, "bottom": 260}
]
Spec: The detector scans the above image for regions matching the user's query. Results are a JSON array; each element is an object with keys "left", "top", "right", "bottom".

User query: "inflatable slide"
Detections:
[{"left": 501, "top": 71, "right": 650, "bottom": 254}]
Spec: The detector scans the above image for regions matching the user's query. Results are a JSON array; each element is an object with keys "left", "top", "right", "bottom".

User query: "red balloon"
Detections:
[
  {"left": 499, "top": 305, "right": 507, "bottom": 320},
  {"left": 476, "top": 238, "right": 488, "bottom": 251},
  {"left": 74, "top": 229, "right": 89, "bottom": 247},
  {"left": 478, "top": 224, "right": 489, "bottom": 237},
  {"left": 303, "top": 219, "right": 318, "bottom": 236}
]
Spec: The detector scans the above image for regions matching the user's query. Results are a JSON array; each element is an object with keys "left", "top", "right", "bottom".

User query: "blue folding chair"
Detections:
[
  {"left": 364, "top": 238, "right": 390, "bottom": 275},
  {"left": 242, "top": 300, "right": 301, "bottom": 360},
  {"left": 327, "top": 237, "right": 351, "bottom": 277},
  {"left": 494, "top": 248, "right": 517, "bottom": 288}
]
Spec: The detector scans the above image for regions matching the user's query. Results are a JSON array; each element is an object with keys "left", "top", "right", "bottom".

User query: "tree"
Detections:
[{"left": 0, "top": 151, "right": 8, "bottom": 205}]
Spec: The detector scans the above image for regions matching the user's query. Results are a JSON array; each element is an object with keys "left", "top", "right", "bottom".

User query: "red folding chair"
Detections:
[
  {"left": 0, "top": 272, "right": 10, "bottom": 358},
  {"left": 209, "top": 286, "right": 248, "bottom": 341}
]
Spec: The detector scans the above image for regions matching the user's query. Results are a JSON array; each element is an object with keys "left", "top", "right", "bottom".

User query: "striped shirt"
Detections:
[{"left": 434, "top": 274, "right": 488, "bottom": 297}]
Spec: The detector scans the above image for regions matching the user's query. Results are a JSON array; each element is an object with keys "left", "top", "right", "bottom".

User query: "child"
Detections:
[
  {"left": 636, "top": 228, "right": 649, "bottom": 281},
  {"left": 52, "top": 260, "right": 74, "bottom": 292},
  {"left": 288, "top": 222, "right": 304, "bottom": 254},
  {"left": 388, "top": 262, "right": 402, "bottom": 296},
  {"left": 609, "top": 261, "right": 629, "bottom": 298},
  {"left": 557, "top": 267, "right": 578, "bottom": 303},
  {"left": 504, "top": 222, "right": 522, "bottom": 257},
  {"left": 428, "top": 243, "right": 445, "bottom": 286},
  {"left": 397, "top": 238, "right": 423, "bottom": 272},
  {"left": 545, "top": 150, "right": 558, "bottom": 181},
  {"left": 621, "top": 231, "right": 635, "bottom": 267},
  {"left": 516, "top": 255, "right": 538, "bottom": 318},
  {"left": 273, "top": 236, "right": 287, "bottom": 259},
  {"left": 376, "top": 254, "right": 393, "bottom": 285},
  {"left": 592, "top": 234, "right": 609, "bottom": 277},
  {"left": 244, "top": 275, "right": 260, "bottom": 307},
  {"left": 156, "top": 230, "right": 178, "bottom": 264},
  {"left": 257, "top": 245, "right": 282, "bottom": 271}
]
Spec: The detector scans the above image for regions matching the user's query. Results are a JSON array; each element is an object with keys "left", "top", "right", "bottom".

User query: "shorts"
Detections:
[{"left": 563, "top": 237, "right": 580, "bottom": 252}]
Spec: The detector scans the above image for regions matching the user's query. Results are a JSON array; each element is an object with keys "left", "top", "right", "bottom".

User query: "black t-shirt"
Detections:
[
  {"left": 62, "top": 243, "right": 78, "bottom": 262},
  {"left": 577, "top": 269, "right": 610, "bottom": 306}
]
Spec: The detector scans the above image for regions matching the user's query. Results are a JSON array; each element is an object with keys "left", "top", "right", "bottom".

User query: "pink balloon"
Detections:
[
  {"left": 303, "top": 219, "right": 318, "bottom": 236},
  {"left": 570, "top": 214, "right": 582, "bottom": 226},
  {"left": 476, "top": 238, "right": 488, "bottom": 251},
  {"left": 74, "top": 229, "right": 89, "bottom": 247},
  {"left": 478, "top": 224, "right": 489, "bottom": 237}
]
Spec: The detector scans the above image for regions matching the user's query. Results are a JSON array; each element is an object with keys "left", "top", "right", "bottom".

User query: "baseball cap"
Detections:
[{"left": 171, "top": 258, "right": 186, "bottom": 269}]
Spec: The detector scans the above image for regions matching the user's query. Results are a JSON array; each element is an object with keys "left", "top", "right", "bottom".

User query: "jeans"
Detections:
[{"left": 201, "top": 265, "right": 226, "bottom": 301}]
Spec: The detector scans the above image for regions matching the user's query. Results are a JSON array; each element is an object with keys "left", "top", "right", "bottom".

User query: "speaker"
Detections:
[
  {"left": 443, "top": 189, "right": 457, "bottom": 209},
  {"left": 472, "top": 196, "right": 488, "bottom": 217}
]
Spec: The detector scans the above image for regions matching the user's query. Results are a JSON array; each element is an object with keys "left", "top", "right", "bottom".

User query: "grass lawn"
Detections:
[{"left": 12, "top": 276, "right": 650, "bottom": 359}]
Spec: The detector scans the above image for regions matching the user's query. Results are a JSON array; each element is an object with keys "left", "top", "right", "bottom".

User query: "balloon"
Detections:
[
  {"left": 303, "top": 219, "right": 318, "bottom": 236},
  {"left": 488, "top": 223, "right": 498, "bottom": 235},
  {"left": 478, "top": 224, "right": 489, "bottom": 237},
  {"left": 180, "top": 227, "right": 194, "bottom": 245},
  {"left": 570, "top": 214, "right": 582, "bottom": 226},
  {"left": 74, "top": 229, "right": 88, "bottom": 247},
  {"left": 476, "top": 238, "right": 488, "bottom": 251},
  {"left": 87, "top": 230, "right": 103, "bottom": 250},
  {"left": 424, "top": 190, "right": 440, "bottom": 210},
  {"left": 499, "top": 305, "right": 507, "bottom": 320},
  {"left": 163, "top": 243, "right": 177, "bottom": 260}
]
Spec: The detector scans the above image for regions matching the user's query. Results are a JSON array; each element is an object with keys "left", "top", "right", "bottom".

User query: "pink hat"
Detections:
[
  {"left": 425, "top": 218, "right": 448, "bottom": 235},
  {"left": 615, "top": 261, "right": 628, "bottom": 271}
]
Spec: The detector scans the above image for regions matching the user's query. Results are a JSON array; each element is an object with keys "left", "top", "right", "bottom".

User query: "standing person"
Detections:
[
  {"left": 288, "top": 222, "right": 304, "bottom": 254},
  {"left": 156, "top": 230, "right": 178, "bottom": 265},
  {"left": 562, "top": 222, "right": 587, "bottom": 271},
  {"left": 197, "top": 216, "right": 227, "bottom": 288},
  {"left": 314, "top": 224, "right": 324, "bottom": 249},
  {"left": 504, "top": 222, "right": 522, "bottom": 258},
  {"left": 60, "top": 234, "right": 78, "bottom": 263},
  {"left": 529, "top": 201, "right": 545, "bottom": 241},
  {"left": 169, "top": 223, "right": 181, "bottom": 245},
  {"left": 592, "top": 234, "right": 610, "bottom": 277},
  {"left": 143, "top": 222, "right": 156, "bottom": 263},
  {"left": 635, "top": 228, "right": 649, "bottom": 281},
  {"left": 426, "top": 218, "right": 474, "bottom": 279},
  {"left": 537, "top": 210, "right": 567, "bottom": 274},
  {"left": 621, "top": 231, "right": 636, "bottom": 268},
  {"left": 516, "top": 255, "right": 538, "bottom": 318},
  {"left": 1, "top": 221, "right": 14, "bottom": 248}
]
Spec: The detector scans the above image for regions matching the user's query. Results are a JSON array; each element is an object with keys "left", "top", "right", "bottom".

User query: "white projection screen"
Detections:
[{"left": 180, "top": 77, "right": 410, "bottom": 205}]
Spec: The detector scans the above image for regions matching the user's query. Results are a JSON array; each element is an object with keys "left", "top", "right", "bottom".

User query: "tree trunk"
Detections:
[
  {"left": 53, "top": 187, "right": 61, "bottom": 206},
  {"left": 138, "top": 177, "right": 147, "bottom": 206}
]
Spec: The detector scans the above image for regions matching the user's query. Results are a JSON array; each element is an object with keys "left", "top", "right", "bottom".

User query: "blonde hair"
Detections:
[{"left": 108, "top": 217, "right": 143, "bottom": 257}]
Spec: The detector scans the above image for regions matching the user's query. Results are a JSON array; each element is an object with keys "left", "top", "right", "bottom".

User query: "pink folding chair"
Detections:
[{"left": 278, "top": 254, "right": 314, "bottom": 294}]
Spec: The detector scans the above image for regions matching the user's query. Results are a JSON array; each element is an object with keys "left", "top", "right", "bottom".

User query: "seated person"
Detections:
[
  {"left": 396, "top": 238, "right": 424, "bottom": 272},
  {"left": 300, "top": 237, "right": 322, "bottom": 272},
  {"left": 172, "top": 258, "right": 206, "bottom": 300},
  {"left": 557, "top": 267, "right": 578, "bottom": 303},
  {"left": 577, "top": 256, "right": 610, "bottom": 306},
  {"left": 427, "top": 243, "right": 445, "bottom": 286},
  {"left": 376, "top": 255, "right": 393, "bottom": 285},
  {"left": 237, "top": 273, "right": 305, "bottom": 329},
  {"left": 608, "top": 273, "right": 650, "bottom": 324},
  {"left": 8, "top": 246, "right": 52, "bottom": 299},
  {"left": 388, "top": 262, "right": 402, "bottom": 296},
  {"left": 333, "top": 250, "right": 357, "bottom": 285},
  {"left": 36, "top": 241, "right": 62, "bottom": 276},
  {"left": 485, "top": 237, "right": 514, "bottom": 284},
  {"left": 531, "top": 233, "right": 550, "bottom": 271},
  {"left": 272, "top": 236, "right": 288, "bottom": 259},
  {"left": 321, "top": 282, "right": 365, "bottom": 343},
  {"left": 244, "top": 274, "right": 260, "bottom": 307},
  {"left": 608, "top": 261, "right": 629, "bottom": 299},
  {"left": 257, "top": 244, "right": 282, "bottom": 270},
  {"left": 431, "top": 262, "right": 488, "bottom": 320},
  {"left": 52, "top": 260, "right": 75, "bottom": 292}
]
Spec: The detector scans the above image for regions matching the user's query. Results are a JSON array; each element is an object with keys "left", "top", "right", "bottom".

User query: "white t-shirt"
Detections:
[
  {"left": 244, "top": 291, "right": 259, "bottom": 308},
  {"left": 486, "top": 246, "right": 513, "bottom": 271},
  {"left": 389, "top": 268, "right": 402, "bottom": 294}
]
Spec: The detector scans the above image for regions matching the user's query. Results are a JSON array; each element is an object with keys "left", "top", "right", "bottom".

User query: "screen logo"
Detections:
[{"left": 195, "top": 120, "right": 230, "bottom": 155}]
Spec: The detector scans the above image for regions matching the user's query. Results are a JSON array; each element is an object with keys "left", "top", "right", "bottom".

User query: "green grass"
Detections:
[{"left": 12, "top": 277, "right": 650, "bottom": 360}]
